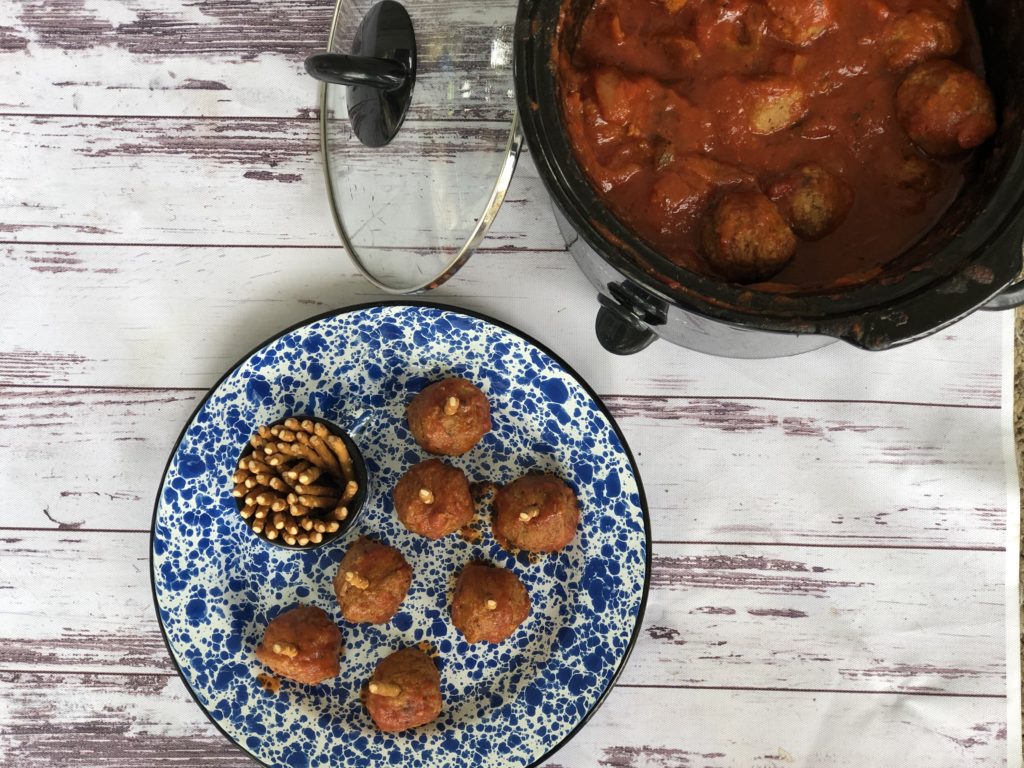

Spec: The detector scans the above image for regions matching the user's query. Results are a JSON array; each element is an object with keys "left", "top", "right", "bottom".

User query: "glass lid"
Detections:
[{"left": 311, "top": 0, "right": 520, "bottom": 293}]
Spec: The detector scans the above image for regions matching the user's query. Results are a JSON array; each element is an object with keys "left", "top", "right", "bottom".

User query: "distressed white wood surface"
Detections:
[
  {"left": 0, "top": 0, "right": 1019, "bottom": 764},
  {"left": 0, "top": 241, "right": 1005, "bottom": 406},
  {"left": 0, "top": 530, "right": 1006, "bottom": 695},
  {"left": 0, "top": 673, "right": 1008, "bottom": 767},
  {"left": 0, "top": 386, "right": 1008, "bottom": 547}
]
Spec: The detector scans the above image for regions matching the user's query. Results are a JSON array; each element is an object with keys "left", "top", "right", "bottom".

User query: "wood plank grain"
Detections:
[
  {"left": 0, "top": 242, "right": 1005, "bottom": 407},
  {"left": 0, "top": 0, "right": 515, "bottom": 120},
  {"left": 0, "top": 531, "right": 1006, "bottom": 696},
  {"left": 0, "top": 386, "right": 1009, "bottom": 547},
  {"left": 0, "top": 672, "right": 1008, "bottom": 766},
  {"left": 0, "top": 116, "right": 556, "bottom": 248}
]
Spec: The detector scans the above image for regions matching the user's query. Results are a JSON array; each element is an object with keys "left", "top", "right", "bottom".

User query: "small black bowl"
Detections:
[{"left": 233, "top": 414, "right": 368, "bottom": 551}]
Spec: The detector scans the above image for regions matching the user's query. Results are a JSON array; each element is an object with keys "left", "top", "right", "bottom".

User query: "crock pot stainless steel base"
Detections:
[{"left": 553, "top": 208, "right": 837, "bottom": 359}]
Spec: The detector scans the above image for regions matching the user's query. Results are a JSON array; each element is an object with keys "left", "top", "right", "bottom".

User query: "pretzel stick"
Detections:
[
  {"left": 294, "top": 484, "right": 337, "bottom": 497},
  {"left": 324, "top": 435, "right": 355, "bottom": 482},
  {"left": 341, "top": 480, "right": 359, "bottom": 505},
  {"left": 298, "top": 495, "right": 337, "bottom": 509},
  {"left": 308, "top": 435, "right": 342, "bottom": 476},
  {"left": 297, "top": 465, "right": 322, "bottom": 485}
]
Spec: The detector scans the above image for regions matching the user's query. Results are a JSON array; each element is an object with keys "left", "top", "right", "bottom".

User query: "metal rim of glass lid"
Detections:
[{"left": 312, "top": 0, "right": 521, "bottom": 294}]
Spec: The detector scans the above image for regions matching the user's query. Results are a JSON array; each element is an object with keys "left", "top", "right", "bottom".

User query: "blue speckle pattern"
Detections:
[{"left": 152, "top": 304, "right": 648, "bottom": 768}]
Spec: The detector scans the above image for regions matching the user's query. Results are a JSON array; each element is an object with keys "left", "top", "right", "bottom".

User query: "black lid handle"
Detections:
[{"left": 304, "top": 53, "right": 408, "bottom": 91}]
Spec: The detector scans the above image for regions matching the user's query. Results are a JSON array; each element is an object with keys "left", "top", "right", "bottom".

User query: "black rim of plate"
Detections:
[{"left": 149, "top": 299, "right": 653, "bottom": 768}]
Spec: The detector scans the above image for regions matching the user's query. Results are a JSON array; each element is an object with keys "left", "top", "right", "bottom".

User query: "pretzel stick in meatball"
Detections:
[
  {"left": 272, "top": 641, "right": 299, "bottom": 658},
  {"left": 344, "top": 571, "right": 369, "bottom": 590},
  {"left": 443, "top": 396, "right": 459, "bottom": 416},
  {"left": 418, "top": 488, "right": 434, "bottom": 505},
  {"left": 368, "top": 681, "right": 401, "bottom": 697},
  {"left": 486, "top": 599, "right": 498, "bottom": 611},
  {"left": 519, "top": 505, "right": 540, "bottom": 522}
]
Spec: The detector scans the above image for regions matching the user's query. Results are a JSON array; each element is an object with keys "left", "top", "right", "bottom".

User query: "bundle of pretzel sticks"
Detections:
[{"left": 231, "top": 417, "right": 360, "bottom": 547}]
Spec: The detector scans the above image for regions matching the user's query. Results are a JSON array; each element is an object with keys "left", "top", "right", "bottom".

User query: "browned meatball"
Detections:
[
  {"left": 333, "top": 537, "right": 412, "bottom": 624},
  {"left": 883, "top": 10, "right": 961, "bottom": 71},
  {"left": 701, "top": 190, "right": 797, "bottom": 283},
  {"left": 768, "top": 163, "right": 853, "bottom": 240},
  {"left": 493, "top": 474, "right": 580, "bottom": 553},
  {"left": 895, "top": 60, "right": 997, "bottom": 157},
  {"left": 882, "top": 151, "right": 940, "bottom": 214},
  {"left": 363, "top": 647, "right": 442, "bottom": 732},
  {"left": 406, "top": 378, "right": 491, "bottom": 456},
  {"left": 451, "top": 563, "right": 531, "bottom": 644},
  {"left": 393, "top": 459, "right": 474, "bottom": 540},
  {"left": 254, "top": 605, "right": 341, "bottom": 685},
  {"left": 765, "top": 0, "right": 835, "bottom": 46}
]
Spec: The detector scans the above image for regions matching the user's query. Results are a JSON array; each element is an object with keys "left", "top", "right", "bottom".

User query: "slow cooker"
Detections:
[{"left": 305, "top": 0, "right": 1024, "bottom": 358}]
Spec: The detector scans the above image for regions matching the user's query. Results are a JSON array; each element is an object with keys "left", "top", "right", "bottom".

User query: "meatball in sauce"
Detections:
[
  {"left": 560, "top": 0, "right": 996, "bottom": 288},
  {"left": 254, "top": 605, "right": 342, "bottom": 685}
]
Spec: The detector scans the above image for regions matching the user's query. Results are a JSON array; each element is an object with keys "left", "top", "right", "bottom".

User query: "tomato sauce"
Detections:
[{"left": 558, "top": 0, "right": 983, "bottom": 290}]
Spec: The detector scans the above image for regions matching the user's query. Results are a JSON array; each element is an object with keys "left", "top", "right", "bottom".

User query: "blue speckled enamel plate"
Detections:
[{"left": 151, "top": 302, "right": 650, "bottom": 768}]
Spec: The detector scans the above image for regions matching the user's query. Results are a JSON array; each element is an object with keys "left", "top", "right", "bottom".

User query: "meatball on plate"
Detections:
[
  {"left": 452, "top": 563, "right": 531, "bottom": 644},
  {"left": 334, "top": 536, "right": 413, "bottom": 624},
  {"left": 493, "top": 473, "right": 581, "bottom": 553},
  {"left": 152, "top": 303, "right": 650, "bottom": 768},
  {"left": 254, "top": 605, "right": 342, "bottom": 685},
  {"left": 393, "top": 458, "right": 474, "bottom": 539},
  {"left": 407, "top": 377, "right": 491, "bottom": 456},
  {"left": 363, "top": 647, "right": 443, "bottom": 732}
]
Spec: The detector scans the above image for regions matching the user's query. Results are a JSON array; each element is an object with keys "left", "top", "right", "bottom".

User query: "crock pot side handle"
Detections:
[{"left": 981, "top": 275, "right": 1024, "bottom": 310}]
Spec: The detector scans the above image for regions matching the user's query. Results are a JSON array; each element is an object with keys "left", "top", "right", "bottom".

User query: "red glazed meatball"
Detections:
[
  {"left": 254, "top": 605, "right": 341, "bottom": 685},
  {"left": 451, "top": 563, "right": 531, "bottom": 644},
  {"left": 701, "top": 190, "right": 797, "bottom": 283},
  {"left": 883, "top": 9, "right": 961, "bottom": 71},
  {"left": 493, "top": 474, "right": 580, "bottom": 553},
  {"left": 363, "top": 647, "right": 442, "bottom": 732},
  {"left": 333, "top": 537, "right": 412, "bottom": 624},
  {"left": 768, "top": 163, "right": 853, "bottom": 240},
  {"left": 765, "top": 0, "right": 836, "bottom": 47},
  {"left": 895, "top": 60, "right": 997, "bottom": 157},
  {"left": 406, "top": 378, "right": 491, "bottom": 456},
  {"left": 393, "top": 459, "right": 474, "bottom": 540}
]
